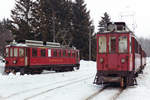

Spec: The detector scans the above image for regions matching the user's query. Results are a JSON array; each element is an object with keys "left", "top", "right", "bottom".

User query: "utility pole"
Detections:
[
  {"left": 89, "top": 26, "right": 94, "bottom": 61},
  {"left": 89, "top": 27, "right": 91, "bottom": 61}
]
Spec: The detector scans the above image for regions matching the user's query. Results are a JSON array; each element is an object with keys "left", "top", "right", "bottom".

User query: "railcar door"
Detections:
[{"left": 107, "top": 35, "right": 119, "bottom": 70}]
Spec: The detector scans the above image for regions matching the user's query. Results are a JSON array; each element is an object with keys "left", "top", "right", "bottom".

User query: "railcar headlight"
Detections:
[
  {"left": 100, "top": 58, "right": 104, "bottom": 63},
  {"left": 121, "top": 58, "right": 125, "bottom": 63},
  {"left": 13, "top": 60, "right": 17, "bottom": 64}
]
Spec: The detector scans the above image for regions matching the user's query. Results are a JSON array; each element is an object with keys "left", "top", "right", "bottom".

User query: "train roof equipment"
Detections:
[
  {"left": 99, "top": 22, "right": 133, "bottom": 34},
  {"left": 6, "top": 40, "right": 76, "bottom": 49}
]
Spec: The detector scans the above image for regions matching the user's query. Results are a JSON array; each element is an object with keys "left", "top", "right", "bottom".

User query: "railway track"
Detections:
[
  {"left": 112, "top": 88, "right": 124, "bottom": 100},
  {"left": 85, "top": 85, "right": 109, "bottom": 100},
  {"left": 85, "top": 85, "right": 125, "bottom": 100},
  {"left": 3, "top": 73, "right": 94, "bottom": 100},
  {"left": 24, "top": 76, "right": 93, "bottom": 100}
]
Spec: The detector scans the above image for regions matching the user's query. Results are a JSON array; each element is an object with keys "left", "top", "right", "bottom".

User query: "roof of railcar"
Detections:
[{"left": 6, "top": 40, "right": 78, "bottom": 50}]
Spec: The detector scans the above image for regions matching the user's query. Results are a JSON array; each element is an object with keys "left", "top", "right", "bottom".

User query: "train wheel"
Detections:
[
  {"left": 4, "top": 69, "right": 10, "bottom": 75},
  {"left": 69, "top": 67, "right": 74, "bottom": 71},
  {"left": 20, "top": 68, "right": 25, "bottom": 75},
  {"left": 74, "top": 67, "right": 79, "bottom": 70}
]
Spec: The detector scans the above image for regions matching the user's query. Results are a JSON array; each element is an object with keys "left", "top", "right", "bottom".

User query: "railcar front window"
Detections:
[
  {"left": 6, "top": 48, "right": 9, "bottom": 57},
  {"left": 19, "top": 48, "right": 24, "bottom": 57},
  {"left": 99, "top": 36, "right": 106, "bottom": 53},
  {"left": 14, "top": 48, "right": 18, "bottom": 57},
  {"left": 119, "top": 36, "right": 128, "bottom": 53},
  {"left": 109, "top": 37, "right": 116, "bottom": 53}
]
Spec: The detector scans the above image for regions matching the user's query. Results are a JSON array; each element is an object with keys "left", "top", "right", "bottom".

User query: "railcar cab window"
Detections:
[
  {"left": 109, "top": 37, "right": 116, "bottom": 53},
  {"left": 41, "top": 49, "right": 46, "bottom": 57},
  {"left": 19, "top": 48, "right": 24, "bottom": 57},
  {"left": 14, "top": 48, "right": 18, "bottom": 57},
  {"left": 99, "top": 36, "right": 106, "bottom": 53},
  {"left": 6, "top": 48, "right": 9, "bottom": 57},
  {"left": 32, "top": 48, "right": 37, "bottom": 57},
  {"left": 119, "top": 36, "right": 128, "bottom": 53}
]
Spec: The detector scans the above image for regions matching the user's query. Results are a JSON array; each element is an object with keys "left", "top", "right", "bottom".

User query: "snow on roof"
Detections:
[{"left": 6, "top": 43, "right": 28, "bottom": 47}]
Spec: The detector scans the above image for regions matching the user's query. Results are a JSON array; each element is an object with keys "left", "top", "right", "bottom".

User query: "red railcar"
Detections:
[
  {"left": 94, "top": 22, "right": 146, "bottom": 87},
  {"left": 5, "top": 40, "right": 80, "bottom": 75}
]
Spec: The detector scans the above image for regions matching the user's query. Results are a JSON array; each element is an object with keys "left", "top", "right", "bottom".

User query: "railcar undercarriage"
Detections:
[
  {"left": 94, "top": 71, "right": 137, "bottom": 88},
  {"left": 5, "top": 64, "right": 80, "bottom": 75}
]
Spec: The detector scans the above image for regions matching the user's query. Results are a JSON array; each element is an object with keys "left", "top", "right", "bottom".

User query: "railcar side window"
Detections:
[
  {"left": 72, "top": 51, "right": 75, "bottom": 57},
  {"left": 41, "top": 49, "right": 46, "bottom": 57},
  {"left": 48, "top": 49, "right": 51, "bottom": 57},
  {"left": 10, "top": 48, "right": 13, "bottom": 57},
  {"left": 119, "top": 36, "right": 128, "bottom": 53},
  {"left": 32, "top": 48, "right": 37, "bottom": 57},
  {"left": 135, "top": 39, "right": 139, "bottom": 53},
  {"left": 99, "top": 36, "right": 106, "bottom": 53},
  {"left": 76, "top": 51, "right": 79, "bottom": 58},
  {"left": 109, "top": 37, "right": 116, "bottom": 53},
  {"left": 68, "top": 50, "right": 71, "bottom": 57},
  {"left": 53, "top": 49, "right": 57, "bottom": 57},
  {"left": 59, "top": 50, "right": 61, "bottom": 56},
  {"left": 6, "top": 48, "right": 9, "bottom": 57},
  {"left": 14, "top": 48, "right": 18, "bottom": 57},
  {"left": 63, "top": 50, "right": 66, "bottom": 56},
  {"left": 19, "top": 48, "right": 24, "bottom": 57},
  {"left": 57, "top": 50, "right": 61, "bottom": 57},
  {"left": 130, "top": 37, "right": 132, "bottom": 53}
]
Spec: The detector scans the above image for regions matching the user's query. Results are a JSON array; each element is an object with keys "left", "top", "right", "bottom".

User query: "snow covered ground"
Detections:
[{"left": 0, "top": 59, "right": 150, "bottom": 100}]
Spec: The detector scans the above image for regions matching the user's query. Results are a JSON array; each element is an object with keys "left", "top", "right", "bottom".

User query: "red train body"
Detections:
[
  {"left": 94, "top": 22, "right": 146, "bottom": 87},
  {"left": 5, "top": 40, "right": 80, "bottom": 74}
]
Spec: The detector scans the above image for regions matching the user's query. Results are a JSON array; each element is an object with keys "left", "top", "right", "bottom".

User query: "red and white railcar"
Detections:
[
  {"left": 94, "top": 22, "right": 146, "bottom": 87},
  {"left": 5, "top": 40, "right": 80, "bottom": 74}
]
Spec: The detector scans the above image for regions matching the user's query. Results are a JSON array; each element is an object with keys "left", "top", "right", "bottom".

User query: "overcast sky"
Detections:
[{"left": 0, "top": 0, "right": 150, "bottom": 38}]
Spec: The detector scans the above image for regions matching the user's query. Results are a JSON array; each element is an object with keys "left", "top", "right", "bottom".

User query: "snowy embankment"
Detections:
[
  {"left": 0, "top": 59, "right": 150, "bottom": 100},
  {"left": 0, "top": 60, "right": 99, "bottom": 100}
]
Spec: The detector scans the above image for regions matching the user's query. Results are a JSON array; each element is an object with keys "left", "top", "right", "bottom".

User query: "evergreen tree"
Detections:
[
  {"left": 55, "top": 0, "right": 74, "bottom": 45},
  {"left": 9, "top": 0, "right": 34, "bottom": 41},
  {"left": 31, "top": 0, "right": 73, "bottom": 43},
  {"left": 72, "top": 0, "right": 93, "bottom": 60},
  {"left": 98, "top": 12, "right": 111, "bottom": 32},
  {"left": 0, "top": 19, "right": 13, "bottom": 56}
]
